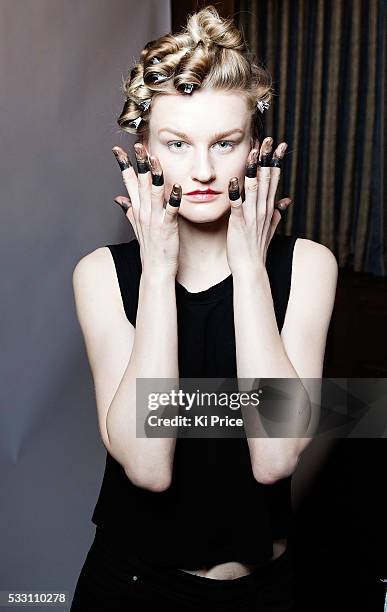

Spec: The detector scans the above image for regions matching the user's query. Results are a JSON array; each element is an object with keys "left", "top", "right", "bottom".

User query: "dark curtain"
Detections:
[{"left": 236, "top": 0, "right": 385, "bottom": 276}]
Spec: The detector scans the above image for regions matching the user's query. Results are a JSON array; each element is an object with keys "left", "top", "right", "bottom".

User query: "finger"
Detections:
[
  {"left": 228, "top": 177, "right": 244, "bottom": 222},
  {"left": 243, "top": 148, "right": 259, "bottom": 226},
  {"left": 163, "top": 184, "right": 181, "bottom": 223},
  {"left": 112, "top": 146, "right": 139, "bottom": 209},
  {"left": 148, "top": 154, "right": 167, "bottom": 222},
  {"left": 265, "top": 208, "right": 282, "bottom": 262},
  {"left": 267, "top": 142, "right": 288, "bottom": 209},
  {"left": 264, "top": 166, "right": 280, "bottom": 238},
  {"left": 133, "top": 142, "right": 152, "bottom": 225},
  {"left": 270, "top": 142, "right": 288, "bottom": 169},
  {"left": 113, "top": 195, "right": 131, "bottom": 213},
  {"left": 256, "top": 166, "right": 271, "bottom": 234},
  {"left": 276, "top": 197, "right": 292, "bottom": 212},
  {"left": 112, "top": 145, "right": 140, "bottom": 237},
  {"left": 265, "top": 144, "right": 288, "bottom": 232},
  {"left": 256, "top": 137, "right": 274, "bottom": 232},
  {"left": 113, "top": 197, "right": 138, "bottom": 239},
  {"left": 266, "top": 197, "right": 292, "bottom": 246},
  {"left": 258, "top": 137, "right": 274, "bottom": 167}
]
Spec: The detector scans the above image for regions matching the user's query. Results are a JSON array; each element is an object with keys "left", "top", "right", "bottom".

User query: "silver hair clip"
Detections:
[
  {"left": 139, "top": 98, "right": 151, "bottom": 111},
  {"left": 150, "top": 57, "right": 161, "bottom": 64},
  {"left": 183, "top": 83, "right": 194, "bottom": 94},
  {"left": 257, "top": 100, "right": 270, "bottom": 113},
  {"left": 130, "top": 116, "right": 142, "bottom": 129},
  {"left": 152, "top": 73, "right": 169, "bottom": 83}
]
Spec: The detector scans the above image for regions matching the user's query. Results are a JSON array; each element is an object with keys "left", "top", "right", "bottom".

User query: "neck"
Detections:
[{"left": 176, "top": 210, "right": 231, "bottom": 285}]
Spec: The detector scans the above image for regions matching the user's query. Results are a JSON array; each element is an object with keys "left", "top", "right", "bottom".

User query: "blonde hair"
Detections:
[{"left": 117, "top": 5, "right": 273, "bottom": 143}]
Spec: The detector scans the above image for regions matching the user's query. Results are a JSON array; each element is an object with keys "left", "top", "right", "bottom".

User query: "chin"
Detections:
[
  {"left": 179, "top": 202, "right": 230, "bottom": 223},
  {"left": 177, "top": 199, "right": 230, "bottom": 223}
]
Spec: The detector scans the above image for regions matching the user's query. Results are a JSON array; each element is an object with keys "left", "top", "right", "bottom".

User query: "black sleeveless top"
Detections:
[{"left": 91, "top": 233, "right": 299, "bottom": 569}]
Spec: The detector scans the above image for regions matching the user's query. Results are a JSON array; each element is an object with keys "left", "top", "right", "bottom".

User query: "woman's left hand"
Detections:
[{"left": 226, "top": 137, "right": 291, "bottom": 276}]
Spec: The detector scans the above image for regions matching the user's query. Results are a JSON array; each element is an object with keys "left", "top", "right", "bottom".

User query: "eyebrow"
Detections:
[{"left": 158, "top": 128, "right": 245, "bottom": 140}]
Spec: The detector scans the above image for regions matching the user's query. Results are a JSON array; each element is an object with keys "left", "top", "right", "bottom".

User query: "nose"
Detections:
[{"left": 191, "top": 149, "right": 216, "bottom": 184}]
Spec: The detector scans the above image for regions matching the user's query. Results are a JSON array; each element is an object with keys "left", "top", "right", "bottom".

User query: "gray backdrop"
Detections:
[{"left": 1, "top": 1, "right": 170, "bottom": 609}]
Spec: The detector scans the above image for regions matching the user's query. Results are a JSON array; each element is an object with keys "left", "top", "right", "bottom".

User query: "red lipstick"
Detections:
[
  {"left": 184, "top": 188, "right": 221, "bottom": 202},
  {"left": 185, "top": 189, "right": 221, "bottom": 195}
]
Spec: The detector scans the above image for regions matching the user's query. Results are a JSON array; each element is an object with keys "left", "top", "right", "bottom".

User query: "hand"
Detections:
[
  {"left": 111, "top": 143, "right": 181, "bottom": 279},
  {"left": 226, "top": 137, "right": 292, "bottom": 276}
]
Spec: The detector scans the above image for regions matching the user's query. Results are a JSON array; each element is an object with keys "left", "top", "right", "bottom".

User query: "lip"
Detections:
[
  {"left": 184, "top": 192, "right": 221, "bottom": 202},
  {"left": 185, "top": 189, "right": 221, "bottom": 194}
]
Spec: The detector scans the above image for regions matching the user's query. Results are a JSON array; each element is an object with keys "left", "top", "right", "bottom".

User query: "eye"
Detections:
[
  {"left": 167, "top": 140, "right": 235, "bottom": 152},
  {"left": 213, "top": 140, "right": 234, "bottom": 150},
  {"left": 167, "top": 141, "right": 188, "bottom": 151}
]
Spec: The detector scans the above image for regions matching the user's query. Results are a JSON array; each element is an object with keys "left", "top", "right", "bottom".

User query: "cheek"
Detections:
[
  {"left": 158, "top": 158, "right": 187, "bottom": 193},
  {"left": 221, "top": 155, "right": 247, "bottom": 186},
  {"left": 148, "top": 146, "right": 183, "bottom": 180}
]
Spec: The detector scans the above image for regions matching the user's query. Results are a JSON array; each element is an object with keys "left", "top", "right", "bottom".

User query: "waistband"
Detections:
[{"left": 91, "top": 525, "right": 294, "bottom": 604}]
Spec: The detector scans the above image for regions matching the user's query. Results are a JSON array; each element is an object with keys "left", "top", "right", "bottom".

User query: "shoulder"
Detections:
[
  {"left": 294, "top": 237, "right": 337, "bottom": 263},
  {"left": 73, "top": 246, "right": 114, "bottom": 289},
  {"left": 285, "top": 238, "right": 338, "bottom": 333},
  {"left": 293, "top": 238, "right": 338, "bottom": 290},
  {"left": 72, "top": 246, "right": 123, "bottom": 311},
  {"left": 281, "top": 238, "right": 338, "bottom": 362}
]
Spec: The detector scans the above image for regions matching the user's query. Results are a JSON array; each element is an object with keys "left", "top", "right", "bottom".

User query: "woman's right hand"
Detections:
[{"left": 112, "top": 143, "right": 181, "bottom": 279}]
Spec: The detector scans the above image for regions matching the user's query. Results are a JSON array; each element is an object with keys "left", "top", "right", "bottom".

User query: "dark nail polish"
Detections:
[
  {"left": 152, "top": 173, "right": 164, "bottom": 186},
  {"left": 260, "top": 154, "right": 272, "bottom": 167},
  {"left": 133, "top": 143, "right": 150, "bottom": 174},
  {"left": 271, "top": 143, "right": 288, "bottom": 168},
  {"left": 259, "top": 138, "right": 273, "bottom": 167},
  {"left": 112, "top": 147, "right": 132, "bottom": 171},
  {"left": 114, "top": 198, "right": 130, "bottom": 213},
  {"left": 149, "top": 156, "right": 164, "bottom": 186},
  {"left": 228, "top": 177, "right": 240, "bottom": 201},
  {"left": 245, "top": 149, "right": 259, "bottom": 178},
  {"left": 168, "top": 184, "right": 182, "bottom": 207},
  {"left": 136, "top": 160, "right": 149, "bottom": 174}
]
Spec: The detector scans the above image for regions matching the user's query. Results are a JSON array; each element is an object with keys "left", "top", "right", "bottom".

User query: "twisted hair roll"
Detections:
[{"left": 117, "top": 5, "right": 273, "bottom": 143}]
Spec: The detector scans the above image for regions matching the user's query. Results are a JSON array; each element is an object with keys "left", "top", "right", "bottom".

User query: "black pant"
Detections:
[{"left": 70, "top": 527, "right": 295, "bottom": 611}]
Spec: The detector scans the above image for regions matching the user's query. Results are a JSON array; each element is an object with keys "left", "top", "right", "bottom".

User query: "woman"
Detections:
[{"left": 70, "top": 6, "right": 337, "bottom": 611}]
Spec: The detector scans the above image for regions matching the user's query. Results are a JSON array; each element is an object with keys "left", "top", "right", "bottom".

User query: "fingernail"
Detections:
[
  {"left": 133, "top": 142, "right": 150, "bottom": 174},
  {"left": 112, "top": 147, "right": 132, "bottom": 171},
  {"left": 245, "top": 149, "right": 259, "bottom": 178},
  {"left": 113, "top": 198, "right": 130, "bottom": 213},
  {"left": 228, "top": 177, "right": 240, "bottom": 201},
  {"left": 271, "top": 143, "right": 288, "bottom": 167},
  {"left": 168, "top": 184, "right": 182, "bottom": 207},
  {"left": 149, "top": 155, "right": 164, "bottom": 186},
  {"left": 277, "top": 199, "right": 291, "bottom": 211},
  {"left": 259, "top": 138, "right": 274, "bottom": 167}
]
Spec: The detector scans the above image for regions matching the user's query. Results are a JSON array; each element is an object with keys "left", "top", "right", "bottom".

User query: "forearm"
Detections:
[
  {"left": 233, "top": 267, "right": 311, "bottom": 482},
  {"left": 106, "top": 271, "right": 179, "bottom": 491}
]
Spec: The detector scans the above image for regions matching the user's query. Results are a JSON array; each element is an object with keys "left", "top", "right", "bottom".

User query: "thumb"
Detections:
[
  {"left": 113, "top": 195, "right": 131, "bottom": 213},
  {"left": 113, "top": 196, "right": 138, "bottom": 239},
  {"left": 275, "top": 197, "right": 292, "bottom": 212}
]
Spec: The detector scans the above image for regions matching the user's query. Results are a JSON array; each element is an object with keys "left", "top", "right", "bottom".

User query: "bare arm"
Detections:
[
  {"left": 233, "top": 239, "right": 337, "bottom": 484},
  {"left": 72, "top": 246, "right": 178, "bottom": 492},
  {"left": 105, "top": 259, "right": 179, "bottom": 492},
  {"left": 226, "top": 142, "right": 337, "bottom": 485},
  {"left": 72, "top": 141, "right": 182, "bottom": 491}
]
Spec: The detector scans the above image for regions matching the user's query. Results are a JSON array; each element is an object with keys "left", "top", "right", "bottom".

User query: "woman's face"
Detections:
[{"left": 144, "top": 89, "right": 256, "bottom": 223}]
